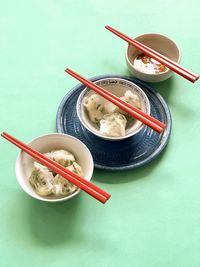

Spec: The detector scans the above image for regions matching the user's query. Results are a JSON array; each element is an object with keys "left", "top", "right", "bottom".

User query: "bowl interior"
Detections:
[
  {"left": 77, "top": 78, "right": 150, "bottom": 140},
  {"left": 127, "top": 33, "right": 180, "bottom": 74},
  {"left": 16, "top": 134, "right": 94, "bottom": 202}
]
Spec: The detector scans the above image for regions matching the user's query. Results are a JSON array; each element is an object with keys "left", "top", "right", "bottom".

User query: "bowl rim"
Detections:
[
  {"left": 76, "top": 77, "right": 151, "bottom": 141},
  {"left": 15, "top": 133, "right": 94, "bottom": 202},
  {"left": 126, "top": 33, "right": 181, "bottom": 77}
]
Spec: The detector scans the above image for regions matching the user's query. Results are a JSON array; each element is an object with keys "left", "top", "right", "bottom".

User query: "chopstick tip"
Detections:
[
  {"left": 1, "top": 132, "right": 5, "bottom": 137},
  {"left": 64, "top": 68, "right": 69, "bottom": 73},
  {"left": 195, "top": 75, "right": 200, "bottom": 82},
  {"left": 101, "top": 194, "right": 111, "bottom": 204},
  {"left": 105, "top": 25, "right": 111, "bottom": 30}
]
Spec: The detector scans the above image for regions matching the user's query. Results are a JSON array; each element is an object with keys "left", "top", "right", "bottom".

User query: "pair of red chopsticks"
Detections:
[
  {"left": 1, "top": 132, "right": 111, "bottom": 204},
  {"left": 105, "top": 25, "right": 199, "bottom": 83}
]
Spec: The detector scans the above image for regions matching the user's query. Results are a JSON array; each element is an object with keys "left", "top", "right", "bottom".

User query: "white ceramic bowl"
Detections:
[
  {"left": 16, "top": 133, "right": 94, "bottom": 202},
  {"left": 76, "top": 77, "right": 150, "bottom": 141},
  {"left": 126, "top": 33, "right": 181, "bottom": 82}
]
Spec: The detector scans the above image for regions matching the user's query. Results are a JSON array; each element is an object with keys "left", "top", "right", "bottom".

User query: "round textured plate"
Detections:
[{"left": 56, "top": 75, "right": 172, "bottom": 170}]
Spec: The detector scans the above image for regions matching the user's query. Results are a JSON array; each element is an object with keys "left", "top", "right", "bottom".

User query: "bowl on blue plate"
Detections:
[{"left": 76, "top": 77, "right": 150, "bottom": 141}]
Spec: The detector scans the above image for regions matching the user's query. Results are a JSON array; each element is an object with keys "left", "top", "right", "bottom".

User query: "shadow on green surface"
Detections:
[
  {"left": 93, "top": 142, "right": 170, "bottom": 184},
  {"left": 10, "top": 191, "right": 112, "bottom": 250},
  {"left": 151, "top": 76, "right": 175, "bottom": 102},
  {"left": 27, "top": 194, "right": 84, "bottom": 245}
]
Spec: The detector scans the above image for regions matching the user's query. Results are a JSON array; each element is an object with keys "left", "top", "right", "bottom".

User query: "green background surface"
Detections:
[{"left": 0, "top": 1, "right": 200, "bottom": 266}]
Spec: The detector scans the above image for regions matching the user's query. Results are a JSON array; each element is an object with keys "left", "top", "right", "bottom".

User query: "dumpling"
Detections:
[
  {"left": 120, "top": 90, "right": 141, "bottom": 113},
  {"left": 103, "top": 101, "right": 118, "bottom": 114},
  {"left": 83, "top": 94, "right": 104, "bottom": 123},
  {"left": 52, "top": 162, "right": 83, "bottom": 196},
  {"left": 29, "top": 162, "right": 53, "bottom": 196},
  {"left": 66, "top": 162, "right": 83, "bottom": 177},
  {"left": 100, "top": 112, "right": 127, "bottom": 137},
  {"left": 52, "top": 175, "right": 77, "bottom": 196},
  {"left": 82, "top": 89, "right": 142, "bottom": 138},
  {"left": 29, "top": 150, "right": 84, "bottom": 198},
  {"left": 44, "top": 150, "right": 75, "bottom": 167}
]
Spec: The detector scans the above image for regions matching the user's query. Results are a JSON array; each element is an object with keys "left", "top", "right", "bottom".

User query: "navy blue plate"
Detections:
[{"left": 56, "top": 75, "right": 172, "bottom": 170}]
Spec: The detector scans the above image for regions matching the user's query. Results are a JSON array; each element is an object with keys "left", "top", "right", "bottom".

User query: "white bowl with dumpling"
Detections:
[
  {"left": 15, "top": 133, "right": 94, "bottom": 202},
  {"left": 76, "top": 78, "right": 150, "bottom": 141}
]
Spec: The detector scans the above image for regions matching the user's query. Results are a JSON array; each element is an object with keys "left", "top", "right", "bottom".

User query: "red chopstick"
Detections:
[
  {"left": 65, "top": 68, "right": 166, "bottom": 134},
  {"left": 1, "top": 132, "right": 111, "bottom": 204},
  {"left": 105, "top": 25, "right": 199, "bottom": 83}
]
